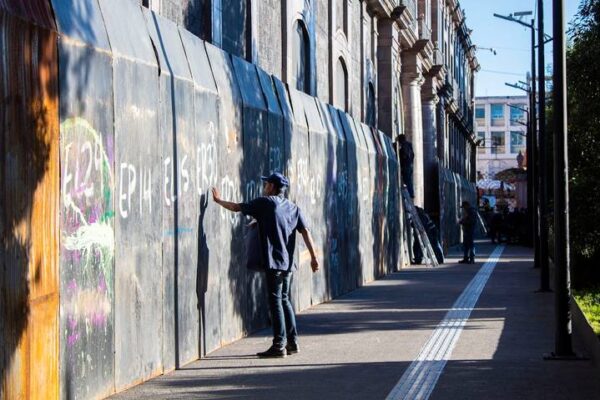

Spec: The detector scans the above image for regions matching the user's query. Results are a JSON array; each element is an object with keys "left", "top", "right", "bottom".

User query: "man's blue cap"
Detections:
[{"left": 261, "top": 172, "right": 289, "bottom": 188}]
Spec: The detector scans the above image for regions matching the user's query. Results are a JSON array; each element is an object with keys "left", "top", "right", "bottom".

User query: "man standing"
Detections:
[
  {"left": 212, "top": 172, "right": 319, "bottom": 358},
  {"left": 397, "top": 134, "right": 415, "bottom": 199},
  {"left": 459, "top": 200, "right": 477, "bottom": 264}
]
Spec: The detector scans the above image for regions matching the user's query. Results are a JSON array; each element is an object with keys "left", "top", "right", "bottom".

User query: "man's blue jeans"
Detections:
[{"left": 266, "top": 270, "right": 297, "bottom": 349}]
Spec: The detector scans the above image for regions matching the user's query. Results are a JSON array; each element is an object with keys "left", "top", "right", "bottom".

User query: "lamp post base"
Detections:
[{"left": 543, "top": 352, "right": 589, "bottom": 361}]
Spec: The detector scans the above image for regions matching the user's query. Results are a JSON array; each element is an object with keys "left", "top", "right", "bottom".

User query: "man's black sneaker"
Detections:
[
  {"left": 286, "top": 342, "right": 299, "bottom": 354},
  {"left": 458, "top": 259, "right": 469, "bottom": 264},
  {"left": 257, "top": 346, "right": 287, "bottom": 358}
]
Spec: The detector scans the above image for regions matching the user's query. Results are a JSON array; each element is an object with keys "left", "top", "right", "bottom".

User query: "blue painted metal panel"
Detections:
[
  {"left": 179, "top": 28, "right": 217, "bottom": 94},
  {"left": 231, "top": 55, "right": 270, "bottom": 334},
  {"left": 51, "top": 0, "right": 110, "bottom": 50},
  {"left": 57, "top": 20, "right": 115, "bottom": 400},
  {"left": 143, "top": 9, "right": 199, "bottom": 370},
  {"left": 98, "top": 0, "right": 155, "bottom": 64},
  {"left": 144, "top": 10, "right": 191, "bottom": 80},
  {"left": 337, "top": 110, "right": 361, "bottom": 289},
  {"left": 302, "top": 94, "right": 329, "bottom": 304},
  {"left": 286, "top": 86, "right": 311, "bottom": 310},
  {"left": 98, "top": 0, "right": 163, "bottom": 389},
  {"left": 257, "top": 70, "right": 285, "bottom": 174},
  {"left": 179, "top": 32, "right": 222, "bottom": 357},
  {"left": 205, "top": 42, "right": 246, "bottom": 347}
]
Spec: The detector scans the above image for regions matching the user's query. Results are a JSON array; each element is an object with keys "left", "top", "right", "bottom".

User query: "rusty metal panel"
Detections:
[
  {"left": 1, "top": 10, "right": 59, "bottom": 399},
  {"left": 205, "top": 43, "right": 246, "bottom": 347},
  {"left": 179, "top": 29, "right": 222, "bottom": 358},
  {"left": 0, "top": 0, "right": 55, "bottom": 30},
  {"left": 98, "top": 0, "right": 164, "bottom": 390},
  {"left": 144, "top": 9, "right": 199, "bottom": 370}
]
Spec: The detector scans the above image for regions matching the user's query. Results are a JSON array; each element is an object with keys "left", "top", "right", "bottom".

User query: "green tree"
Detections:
[{"left": 567, "top": 0, "right": 600, "bottom": 287}]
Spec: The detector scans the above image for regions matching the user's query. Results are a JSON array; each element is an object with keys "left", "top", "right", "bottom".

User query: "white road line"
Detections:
[{"left": 386, "top": 245, "right": 505, "bottom": 400}]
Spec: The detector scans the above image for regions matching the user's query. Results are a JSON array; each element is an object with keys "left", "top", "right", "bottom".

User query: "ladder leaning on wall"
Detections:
[{"left": 401, "top": 188, "right": 439, "bottom": 268}]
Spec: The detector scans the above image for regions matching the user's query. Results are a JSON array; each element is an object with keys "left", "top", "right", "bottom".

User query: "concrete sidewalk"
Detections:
[{"left": 110, "top": 244, "right": 600, "bottom": 400}]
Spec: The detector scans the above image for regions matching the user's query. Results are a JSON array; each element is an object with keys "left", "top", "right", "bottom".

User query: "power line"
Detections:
[{"left": 480, "top": 69, "right": 526, "bottom": 77}]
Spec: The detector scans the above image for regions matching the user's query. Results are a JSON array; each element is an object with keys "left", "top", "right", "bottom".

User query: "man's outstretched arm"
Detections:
[
  {"left": 212, "top": 187, "right": 241, "bottom": 212},
  {"left": 298, "top": 227, "right": 319, "bottom": 272}
]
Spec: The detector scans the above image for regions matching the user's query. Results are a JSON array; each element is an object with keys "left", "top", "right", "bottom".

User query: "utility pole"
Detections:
[
  {"left": 494, "top": 11, "right": 540, "bottom": 271},
  {"left": 538, "top": 0, "right": 551, "bottom": 291},
  {"left": 546, "top": 0, "right": 574, "bottom": 359},
  {"left": 530, "top": 21, "right": 540, "bottom": 272}
]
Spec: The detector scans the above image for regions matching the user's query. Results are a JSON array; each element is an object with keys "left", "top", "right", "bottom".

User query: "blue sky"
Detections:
[{"left": 461, "top": 0, "right": 581, "bottom": 97}]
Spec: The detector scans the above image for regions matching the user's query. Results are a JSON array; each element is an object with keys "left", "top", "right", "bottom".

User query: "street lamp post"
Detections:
[
  {"left": 537, "top": 0, "right": 551, "bottom": 292},
  {"left": 494, "top": 11, "right": 540, "bottom": 271},
  {"left": 546, "top": 0, "right": 576, "bottom": 360}
]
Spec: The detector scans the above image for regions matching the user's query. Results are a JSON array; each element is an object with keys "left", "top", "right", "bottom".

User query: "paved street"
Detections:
[{"left": 111, "top": 243, "right": 600, "bottom": 400}]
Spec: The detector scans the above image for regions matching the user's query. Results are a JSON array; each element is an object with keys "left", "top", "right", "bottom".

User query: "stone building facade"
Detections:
[{"left": 140, "top": 0, "right": 479, "bottom": 240}]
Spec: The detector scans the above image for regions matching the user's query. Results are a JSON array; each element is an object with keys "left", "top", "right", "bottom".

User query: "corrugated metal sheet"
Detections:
[
  {"left": 0, "top": 9, "right": 59, "bottom": 400},
  {"left": 0, "top": 0, "right": 55, "bottom": 30}
]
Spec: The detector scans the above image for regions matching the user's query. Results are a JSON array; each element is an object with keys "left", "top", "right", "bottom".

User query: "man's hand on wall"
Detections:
[{"left": 211, "top": 187, "right": 221, "bottom": 204}]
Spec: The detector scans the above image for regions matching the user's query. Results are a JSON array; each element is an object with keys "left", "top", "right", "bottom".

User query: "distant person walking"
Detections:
[
  {"left": 397, "top": 134, "right": 415, "bottom": 199},
  {"left": 459, "top": 200, "right": 477, "bottom": 264},
  {"left": 212, "top": 172, "right": 319, "bottom": 358}
]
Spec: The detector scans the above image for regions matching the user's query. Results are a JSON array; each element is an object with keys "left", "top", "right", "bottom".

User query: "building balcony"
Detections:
[
  {"left": 429, "top": 46, "right": 445, "bottom": 77},
  {"left": 390, "top": 0, "right": 418, "bottom": 32},
  {"left": 413, "top": 16, "right": 433, "bottom": 54}
]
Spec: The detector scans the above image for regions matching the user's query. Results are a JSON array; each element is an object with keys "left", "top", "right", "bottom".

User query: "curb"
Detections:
[{"left": 571, "top": 295, "right": 600, "bottom": 367}]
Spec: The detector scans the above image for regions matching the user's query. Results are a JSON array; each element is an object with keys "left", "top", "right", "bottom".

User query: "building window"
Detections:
[
  {"left": 510, "top": 105, "right": 527, "bottom": 125},
  {"left": 510, "top": 131, "right": 526, "bottom": 154},
  {"left": 292, "top": 19, "right": 311, "bottom": 94},
  {"left": 335, "top": 57, "right": 348, "bottom": 112},
  {"left": 476, "top": 106, "right": 485, "bottom": 119},
  {"left": 490, "top": 103, "right": 504, "bottom": 127},
  {"left": 336, "top": 0, "right": 348, "bottom": 36},
  {"left": 477, "top": 131, "right": 486, "bottom": 154},
  {"left": 491, "top": 131, "right": 506, "bottom": 154},
  {"left": 366, "top": 82, "right": 376, "bottom": 127}
]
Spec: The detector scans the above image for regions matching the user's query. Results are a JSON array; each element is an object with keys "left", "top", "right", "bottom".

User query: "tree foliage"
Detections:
[{"left": 567, "top": 0, "right": 600, "bottom": 286}]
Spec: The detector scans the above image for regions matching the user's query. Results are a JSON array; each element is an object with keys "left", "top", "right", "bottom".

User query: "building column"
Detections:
[
  {"left": 421, "top": 77, "right": 439, "bottom": 216},
  {"left": 401, "top": 56, "right": 425, "bottom": 207},
  {"left": 376, "top": 18, "right": 400, "bottom": 137}
]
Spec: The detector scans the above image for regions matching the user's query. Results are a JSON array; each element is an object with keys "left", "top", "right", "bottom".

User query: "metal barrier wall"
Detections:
[
  {"left": 0, "top": 1, "right": 405, "bottom": 398},
  {"left": 438, "top": 166, "right": 478, "bottom": 250}
]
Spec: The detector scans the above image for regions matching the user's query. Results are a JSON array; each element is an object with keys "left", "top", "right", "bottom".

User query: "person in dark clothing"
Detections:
[
  {"left": 489, "top": 210, "right": 503, "bottom": 244},
  {"left": 459, "top": 201, "right": 477, "bottom": 264},
  {"left": 212, "top": 172, "right": 319, "bottom": 358},
  {"left": 397, "top": 134, "right": 415, "bottom": 198}
]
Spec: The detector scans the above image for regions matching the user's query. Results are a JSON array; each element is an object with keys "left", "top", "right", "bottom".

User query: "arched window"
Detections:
[
  {"left": 335, "top": 57, "right": 348, "bottom": 112},
  {"left": 366, "top": 82, "right": 376, "bottom": 127},
  {"left": 292, "top": 20, "right": 311, "bottom": 94}
]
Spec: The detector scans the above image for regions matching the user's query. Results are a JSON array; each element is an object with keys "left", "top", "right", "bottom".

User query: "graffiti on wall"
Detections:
[{"left": 61, "top": 117, "right": 114, "bottom": 347}]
